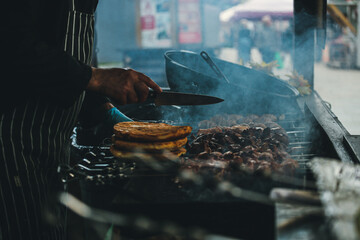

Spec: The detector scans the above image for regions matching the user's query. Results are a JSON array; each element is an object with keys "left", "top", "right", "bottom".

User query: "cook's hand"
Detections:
[{"left": 87, "top": 68, "right": 162, "bottom": 105}]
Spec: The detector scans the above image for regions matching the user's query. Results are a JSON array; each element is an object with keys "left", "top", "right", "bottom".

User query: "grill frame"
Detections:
[{"left": 69, "top": 93, "right": 328, "bottom": 240}]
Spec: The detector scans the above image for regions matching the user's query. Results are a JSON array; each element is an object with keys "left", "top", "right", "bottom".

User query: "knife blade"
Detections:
[{"left": 147, "top": 90, "right": 224, "bottom": 106}]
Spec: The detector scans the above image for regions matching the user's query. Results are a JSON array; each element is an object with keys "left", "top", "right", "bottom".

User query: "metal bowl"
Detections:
[{"left": 164, "top": 50, "right": 300, "bottom": 115}]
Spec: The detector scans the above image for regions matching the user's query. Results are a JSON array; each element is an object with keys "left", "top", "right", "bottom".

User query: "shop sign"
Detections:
[
  {"left": 140, "top": 0, "right": 172, "bottom": 48},
  {"left": 178, "top": 0, "right": 202, "bottom": 44}
]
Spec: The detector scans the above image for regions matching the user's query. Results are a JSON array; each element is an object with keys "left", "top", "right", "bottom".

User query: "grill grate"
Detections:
[
  {"left": 68, "top": 112, "right": 317, "bottom": 186},
  {"left": 280, "top": 113, "right": 317, "bottom": 177}
]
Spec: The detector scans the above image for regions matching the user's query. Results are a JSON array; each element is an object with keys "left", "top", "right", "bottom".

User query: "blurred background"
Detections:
[{"left": 93, "top": 0, "right": 360, "bottom": 134}]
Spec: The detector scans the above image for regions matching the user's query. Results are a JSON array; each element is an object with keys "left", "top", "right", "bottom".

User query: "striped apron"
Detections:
[{"left": 0, "top": 0, "right": 95, "bottom": 239}]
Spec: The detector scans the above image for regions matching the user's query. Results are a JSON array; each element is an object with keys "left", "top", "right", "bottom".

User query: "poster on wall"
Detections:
[
  {"left": 178, "top": 0, "right": 202, "bottom": 44},
  {"left": 140, "top": 0, "right": 172, "bottom": 48}
]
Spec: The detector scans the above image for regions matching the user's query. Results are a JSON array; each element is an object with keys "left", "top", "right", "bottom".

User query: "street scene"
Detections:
[
  {"left": 4, "top": 0, "right": 360, "bottom": 240},
  {"left": 95, "top": 0, "right": 360, "bottom": 134}
]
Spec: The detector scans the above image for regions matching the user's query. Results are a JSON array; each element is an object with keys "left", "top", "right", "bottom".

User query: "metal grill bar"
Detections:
[
  {"left": 289, "top": 142, "right": 312, "bottom": 146},
  {"left": 290, "top": 154, "right": 317, "bottom": 160},
  {"left": 280, "top": 114, "right": 317, "bottom": 167}
]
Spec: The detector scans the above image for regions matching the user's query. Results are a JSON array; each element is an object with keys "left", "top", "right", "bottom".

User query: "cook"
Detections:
[{"left": 1, "top": 0, "right": 161, "bottom": 239}]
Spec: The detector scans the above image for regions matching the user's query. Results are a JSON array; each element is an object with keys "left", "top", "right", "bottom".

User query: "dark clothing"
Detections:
[
  {"left": 1, "top": 0, "right": 99, "bottom": 239},
  {"left": 3, "top": 0, "right": 100, "bottom": 113},
  {"left": 0, "top": 94, "right": 85, "bottom": 240}
]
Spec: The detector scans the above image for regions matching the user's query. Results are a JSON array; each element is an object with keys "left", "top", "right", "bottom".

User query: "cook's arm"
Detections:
[{"left": 3, "top": 2, "right": 161, "bottom": 110}]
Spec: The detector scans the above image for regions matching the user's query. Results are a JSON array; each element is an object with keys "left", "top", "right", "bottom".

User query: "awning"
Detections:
[{"left": 220, "top": 0, "right": 293, "bottom": 22}]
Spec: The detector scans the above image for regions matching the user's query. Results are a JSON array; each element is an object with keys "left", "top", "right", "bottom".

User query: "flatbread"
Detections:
[
  {"left": 113, "top": 121, "right": 192, "bottom": 142},
  {"left": 112, "top": 135, "right": 187, "bottom": 152},
  {"left": 110, "top": 145, "right": 186, "bottom": 160}
]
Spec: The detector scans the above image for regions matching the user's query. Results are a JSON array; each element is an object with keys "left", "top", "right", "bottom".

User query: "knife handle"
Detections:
[{"left": 147, "top": 89, "right": 157, "bottom": 99}]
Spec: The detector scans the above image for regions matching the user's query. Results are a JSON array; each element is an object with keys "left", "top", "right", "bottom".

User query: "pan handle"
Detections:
[{"left": 200, "top": 51, "right": 230, "bottom": 84}]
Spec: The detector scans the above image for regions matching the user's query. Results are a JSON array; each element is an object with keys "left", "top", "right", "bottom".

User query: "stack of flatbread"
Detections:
[{"left": 110, "top": 122, "right": 192, "bottom": 160}]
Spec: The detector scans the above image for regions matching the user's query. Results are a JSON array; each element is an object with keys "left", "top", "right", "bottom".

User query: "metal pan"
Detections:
[{"left": 164, "top": 50, "right": 300, "bottom": 115}]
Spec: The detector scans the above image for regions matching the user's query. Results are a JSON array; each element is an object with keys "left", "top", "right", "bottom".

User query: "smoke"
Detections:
[
  {"left": 160, "top": 49, "right": 301, "bottom": 125},
  {"left": 94, "top": 0, "right": 334, "bottom": 169}
]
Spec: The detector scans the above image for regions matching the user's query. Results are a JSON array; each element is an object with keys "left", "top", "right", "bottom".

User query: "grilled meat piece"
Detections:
[
  {"left": 258, "top": 152, "right": 274, "bottom": 162},
  {"left": 230, "top": 124, "right": 250, "bottom": 132},
  {"left": 223, "top": 151, "right": 234, "bottom": 160},
  {"left": 198, "top": 114, "right": 278, "bottom": 128},
  {"left": 210, "top": 151, "right": 223, "bottom": 159},
  {"left": 197, "top": 127, "right": 222, "bottom": 135},
  {"left": 183, "top": 114, "right": 298, "bottom": 176},
  {"left": 255, "top": 161, "right": 272, "bottom": 175},
  {"left": 188, "top": 142, "right": 203, "bottom": 154},
  {"left": 262, "top": 127, "right": 271, "bottom": 139},
  {"left": 198, "top": 151, "right": 210, "bottom": 159},
  {"left": 272, "top": 133, "right": 289, "bottom": 145},
  {"left": 231, "top": 155, "right": 243, "bottom": 164},
  {"left": 280, "top": 159, "right": 299, "bottom": 175}
]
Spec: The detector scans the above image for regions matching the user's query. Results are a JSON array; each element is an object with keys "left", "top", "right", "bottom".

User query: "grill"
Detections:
[
  {"left": 66, "top": 96, "right": 325, "bottom": 240},
  {"left": 65, "top": 91, "right": 358, "bottom": 240}
]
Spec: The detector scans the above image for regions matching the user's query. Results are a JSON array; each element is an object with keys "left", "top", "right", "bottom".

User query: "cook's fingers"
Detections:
[
  {"left": 137, "top": 72, "right": 162, "bottom": 93},
  {"left": 134, "top": 83, "right": 149, "bottom": 102},
  {"left": 116, "top": 93, "right": 127, "bottom": 105}
]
